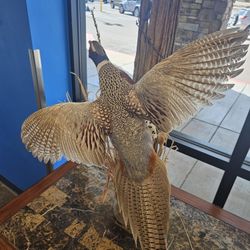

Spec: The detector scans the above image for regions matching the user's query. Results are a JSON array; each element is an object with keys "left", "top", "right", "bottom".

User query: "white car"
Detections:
[
  {"left": 235, "top": 8, "right": 250, "bottom": 30},
  {"left": 119, "top": 0, "right": 141, "bottom": 17}
]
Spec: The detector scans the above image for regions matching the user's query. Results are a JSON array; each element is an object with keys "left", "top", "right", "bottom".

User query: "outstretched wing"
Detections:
[
  {"left": 126, "top": 28, "right": 248, "bottom": 133},
  {"left": 21, "top": 101, "right": 111, "bottom": 166}
]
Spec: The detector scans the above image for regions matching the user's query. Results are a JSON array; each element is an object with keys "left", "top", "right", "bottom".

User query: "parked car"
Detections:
[
  {"left": 88, "top": 0, "right": 109, "bottom": 3},
  {"left": 110, "top": 0, "right": 122, "bottom": 9},
  {"left": 119, "top": 0, "right": 140, "bottom": 17},
  {"left": 228, "top": 13, "right": 239, "bottom": 27},
  {"left": 111, "top": 0, "right": 140, "bottom": 17},
  {"left": 235, "top": 8, "right": 250, "bottom": 30}
]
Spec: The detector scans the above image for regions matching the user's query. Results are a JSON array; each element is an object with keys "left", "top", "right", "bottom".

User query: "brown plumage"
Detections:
[
  {"left": 114, "top": 155, "right": 170, "bottom": 249},
  {"left": 21, "top": 29, "right": 248, "bottom": 249}
]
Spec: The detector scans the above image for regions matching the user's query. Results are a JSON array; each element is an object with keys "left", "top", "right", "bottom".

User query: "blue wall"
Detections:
[
  {"left": 26, "top": 0, "right": 71, "bottom": 106},
  {"left": 26, "top": 0, "right": 71, "bottom": 168},
  {"left": 0, "top": 0, "right": 46, "bottom": 190},
  {"left": 0, "top": 0, "right": 71, "bottom": 190}
]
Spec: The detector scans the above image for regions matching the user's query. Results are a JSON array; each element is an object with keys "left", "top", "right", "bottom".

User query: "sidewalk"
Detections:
[
  {"left": 87, "top": 45, "right": 250, "bottom": 221},
  {"left": 234, "top": 0, "right": 250, "bottom": 8}
]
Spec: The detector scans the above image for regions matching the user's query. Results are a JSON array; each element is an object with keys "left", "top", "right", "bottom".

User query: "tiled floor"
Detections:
[
  {"left": 87, "top": 42, "right": 250, "bottom": 221},
  {"left": 221, "top": 86, "right": 250, "bottom": 133},
  {"left": 210, "top": 127, "right": 240, "bottom": 154},
  {"left": 181, "top": 119, "right": 217, "bottom": 142},
  {"left": 171, "top": 78, "right": 250, "bottom": 220},
  {"left": 167, "top": 150, "right": 197, "bottom": 187},
  {"left": 224, "top": 177, "right": 250, "bottom": 220},
  {"left": 181, "top": 161, "right": 225, "bottom": 203}
]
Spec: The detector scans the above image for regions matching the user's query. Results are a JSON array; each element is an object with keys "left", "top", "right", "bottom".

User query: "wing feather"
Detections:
[
  {"left": 21, "top": 101, "right": 110, "bottom": 166},
  {"left": 128, "top": 28, "right": 248, "bottom": 132}
]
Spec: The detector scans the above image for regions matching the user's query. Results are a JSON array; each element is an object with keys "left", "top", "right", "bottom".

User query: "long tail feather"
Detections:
[{"left": 114, "top": 157, "right": 170, "bottom": 250}]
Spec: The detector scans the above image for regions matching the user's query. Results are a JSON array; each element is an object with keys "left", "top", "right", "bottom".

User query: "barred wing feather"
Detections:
[
  {"left": 132, "top": 28, "right": 248, "bottom": 133},
  {"left": 21, "top": 102, "right": 109, "bottom": 166}
]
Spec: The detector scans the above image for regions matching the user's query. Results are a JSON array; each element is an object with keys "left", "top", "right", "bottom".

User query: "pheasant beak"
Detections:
[{"left": 89, "top": 41, "right": 96, "bottom": 52}]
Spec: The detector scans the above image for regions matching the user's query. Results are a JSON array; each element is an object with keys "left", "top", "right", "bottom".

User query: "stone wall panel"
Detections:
[{"left": 174, "top": 0, "right": 234, "bottom": 50}]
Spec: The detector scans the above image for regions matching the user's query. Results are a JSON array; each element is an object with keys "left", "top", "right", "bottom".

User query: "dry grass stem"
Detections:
[
  {"left": 70, "top": 72, "right": 88, "bottom": 101},
  {"left": 72, "top": 208, "right": 96, "bottom": 213},
  {"left": 91, "top": 9, "right": 101, "bottom": 44},
  {"left": 167, "top": 139, "right": 178, "bottom": 157},
  {"left": 24, "top": 231, "right": 31, "bottom": 250},
  {"left": 160, "top": 146, "right": 169, "bottom": 164},
  {"left": 41, "top": 205, "right": 57, "bottom": 216},
  {"left": 96, "top": 88, "right": 101, "bottom": 98},
  {"left": 102, "top": 229, "right": 107, "bottom": 238},
  {"left": 167, "top": 237, "right": 174, "bottom": 250},
  {"left": 100, "top": 174, "right": 111, "bottom": 203},
  {"left": 66, "top": 91, "right": 72, "bottom": 102},
  {"left": 175, "top": 210, "right": 194, "bottom": 250}
]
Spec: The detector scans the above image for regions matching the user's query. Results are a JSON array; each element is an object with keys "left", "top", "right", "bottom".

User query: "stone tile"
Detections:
[
  {"left": 178, "top": 22, "right": 199, "bottom": 32},
  {"left": 220, "top": 91, "right": 250, "bottom": 133},
  {"left": 167, "top": 150, "right": 197, "bottom": 187},
  {"left": 224, "top": 177, "right": 250, "bottom": 221},
  {"left": 195, "top": 89, "right": 240, "bottom": 126},
  {"left": 181, "top": 118, "right": 217, "bottom": 142},
  {"left": 210, "top": 127, "right": 239, "bottom": 155},
  {"left": 0, "top": 182, "right": 17, "bottom": 208},
  {"left": 175, "top": 117, "right": 192, "bottom": 132},
  {"left": 181, "top": 161, "right": 224, "bottom": 202},
  {"left": 40, "top": 186, "right": 67, "bottom": 206}
]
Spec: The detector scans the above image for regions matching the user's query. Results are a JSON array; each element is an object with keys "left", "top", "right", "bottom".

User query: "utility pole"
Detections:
[{"left": 100, "top": 0, "right": 103, "bottom": 12}]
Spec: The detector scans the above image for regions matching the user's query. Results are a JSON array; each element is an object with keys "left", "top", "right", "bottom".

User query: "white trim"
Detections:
[{"left": 97, "top": 60, "right": 109, "bottom": 72}]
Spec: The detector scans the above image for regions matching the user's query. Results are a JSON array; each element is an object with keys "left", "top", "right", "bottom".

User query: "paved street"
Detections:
[
  {"left": 86, "top": 2, "right": 138, "bottom": 55},
  {"left": 86, "top": 2, "right": 250, "bottom": 221}
]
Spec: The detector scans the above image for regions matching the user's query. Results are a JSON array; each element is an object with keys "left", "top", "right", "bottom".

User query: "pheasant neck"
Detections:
[{"left": 97, "top": 60, "right": 109, "bottom": 72}]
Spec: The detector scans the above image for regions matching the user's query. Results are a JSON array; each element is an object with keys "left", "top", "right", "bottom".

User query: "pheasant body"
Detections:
[
  {"left": 21, "top": 29, "right": 248, "bottom": 250},
  {"left": 98, "top": 61, "right": 154, "bottom": 182}
]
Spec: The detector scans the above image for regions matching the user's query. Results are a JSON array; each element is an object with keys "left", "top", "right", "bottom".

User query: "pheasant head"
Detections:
[
  {"left": 89, "top": 40, "right": 127, "bottom": 96},
  {"left": 89, "top": 40, "right": 109, "bottom": 67}
]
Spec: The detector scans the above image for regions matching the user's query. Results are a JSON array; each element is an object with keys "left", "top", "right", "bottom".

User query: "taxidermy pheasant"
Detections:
[{"left": 21, "top": 28, "right": 248, "bottom": 249}]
